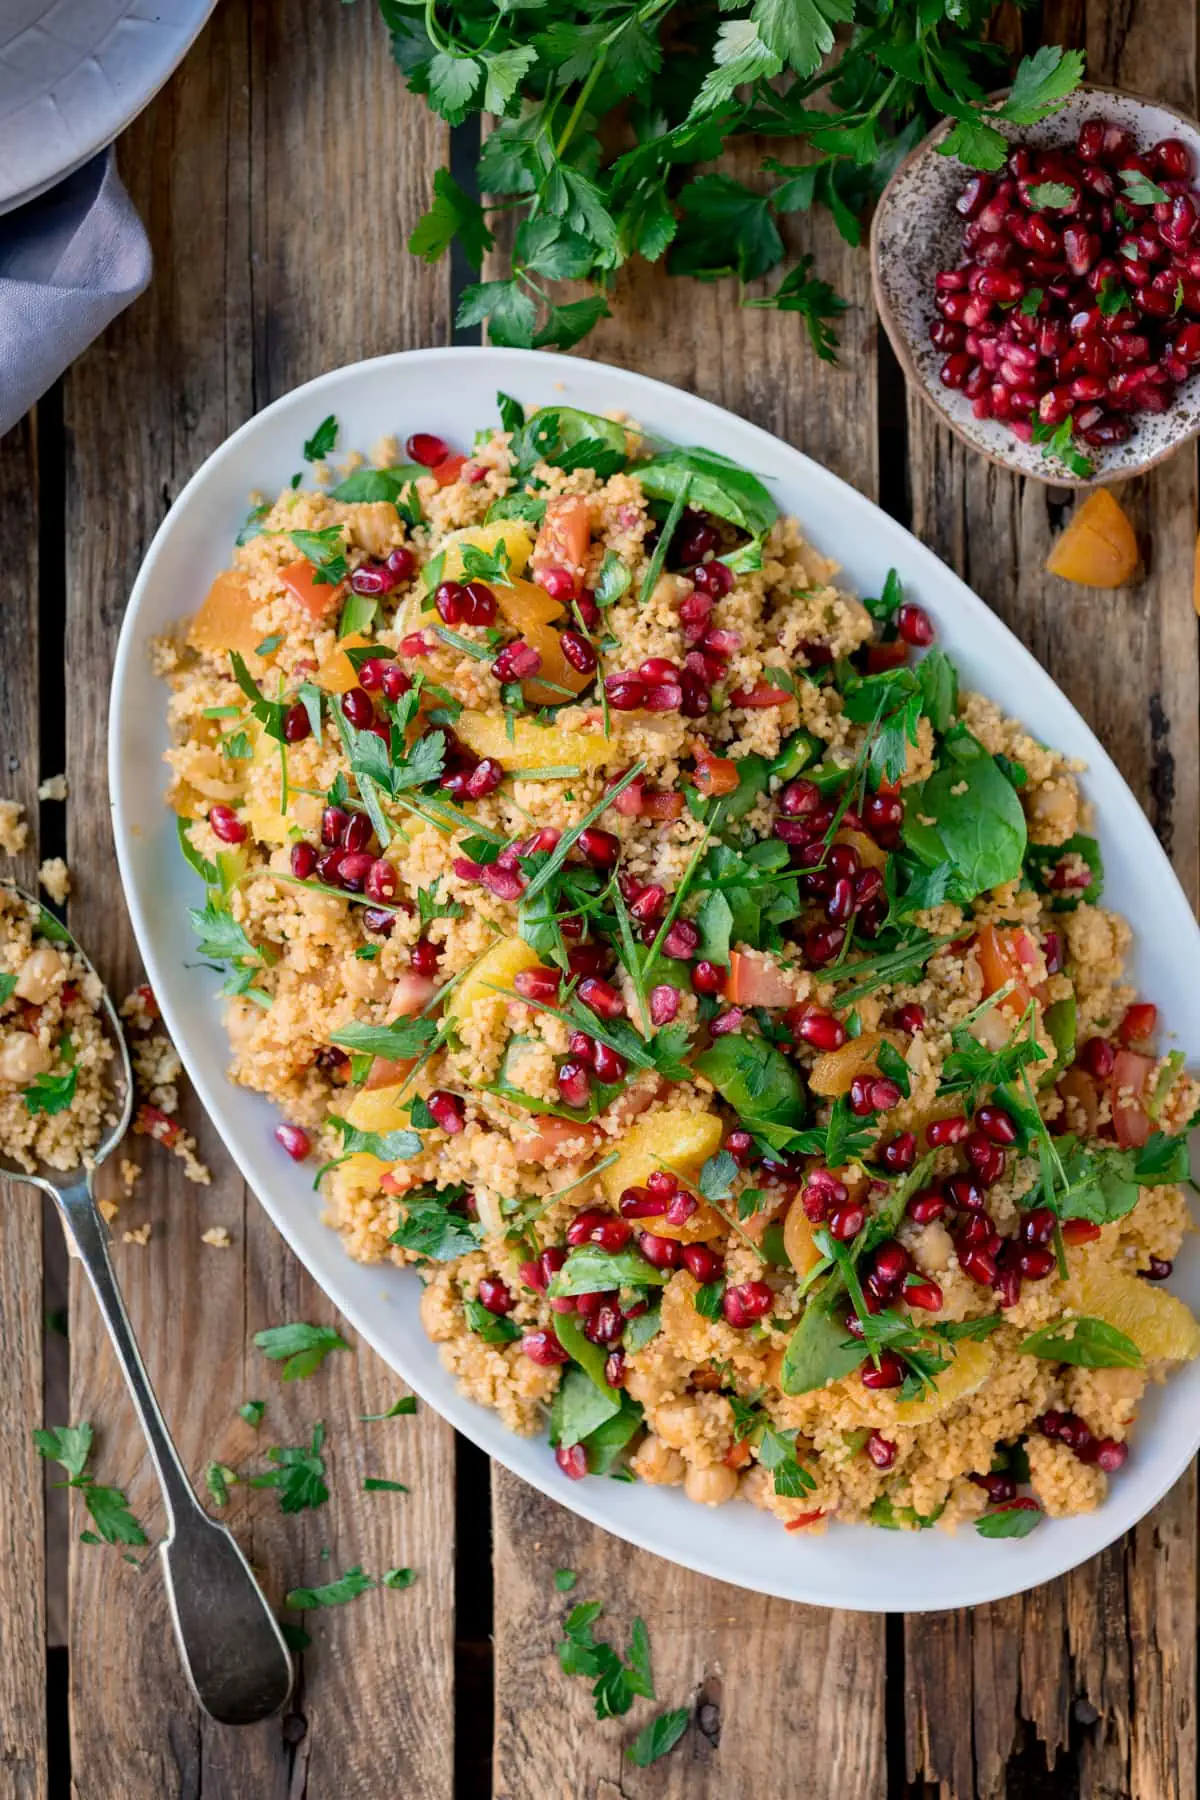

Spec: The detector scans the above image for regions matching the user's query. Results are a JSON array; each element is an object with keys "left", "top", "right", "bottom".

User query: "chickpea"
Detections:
[
  {"left": 630, "top": 1434, "right": 685, "bottom": 1487},
  {"left": 684, "top": 1462, "right": 738, "bottom": 1507},
  {"left": 652, "top": 1397, "right": 697, "bottom": 1450},
  {"left": 15, "top": 943, "right": 65, "bottom": 1006},
  {"left": 1026, "top": 777, "right": 1078, "bottom": 846},
  {"left": 0, "top": 1032, "right": 51, "bottom": 1087}
]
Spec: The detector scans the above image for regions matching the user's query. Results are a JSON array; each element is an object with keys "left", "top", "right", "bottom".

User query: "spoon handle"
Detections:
[{"left": 51, "top": 1170, "right": 293, "bottom": 1725}]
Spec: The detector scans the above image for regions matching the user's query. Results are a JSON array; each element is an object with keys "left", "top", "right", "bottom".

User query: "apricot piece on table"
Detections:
[{"left": 1045, "top": 489, "right": 1138, "bottom": 588}]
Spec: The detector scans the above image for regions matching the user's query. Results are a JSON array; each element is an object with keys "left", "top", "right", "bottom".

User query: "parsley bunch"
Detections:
[{"left": 375, "top": 0, "right": 1083, "bottom": 359}]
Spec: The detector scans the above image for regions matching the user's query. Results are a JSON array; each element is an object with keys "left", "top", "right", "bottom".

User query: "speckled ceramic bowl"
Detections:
[{"left": 871, "top": 84, "right": 1200, "bottom": 487}]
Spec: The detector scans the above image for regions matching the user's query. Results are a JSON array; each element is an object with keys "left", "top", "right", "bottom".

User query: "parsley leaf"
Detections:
[
  {"left": 254, "top": 1322, "right": 350, "bottom": 1381},
  {"left": 248, "top": 1423, "right": 330, "bottom": 1513},
  {"left": 286, "top": 1565, "right": 375, "bottom": 1610},
  {"left": 626, "top": 1707, "right": 690, "bottom": 1767},
  {"left": 302, "top": 415, "right": 338, "bottom": 461}
]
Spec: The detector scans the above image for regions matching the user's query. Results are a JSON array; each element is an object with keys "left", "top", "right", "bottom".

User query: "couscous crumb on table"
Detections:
[{"left": 156, "top": 398, "right": 1200, "bottom": 1540}]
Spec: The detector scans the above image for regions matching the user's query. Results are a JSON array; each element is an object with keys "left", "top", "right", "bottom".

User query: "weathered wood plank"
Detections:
[
  {"left": 0, "top": 412, "right": 48, "bottom": 1800},
  {"left": 63, "top": 3, "right": 456, "bottom": 1794},
  {"left": 488, "top": 168, "right": 888, "bottom": 1800},
  {"left": 903, "top": 3, "right": 1199, "bottom": 1791}
]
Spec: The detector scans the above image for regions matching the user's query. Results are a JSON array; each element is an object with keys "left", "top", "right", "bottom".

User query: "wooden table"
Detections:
[{"left": 1, "top": 1, "right": 1196, "bottom": 1794}]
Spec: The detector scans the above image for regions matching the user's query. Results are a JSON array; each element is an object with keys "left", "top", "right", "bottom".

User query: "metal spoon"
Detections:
[{"left": 1, "top": 888, "right": 292, "bottom": 1725}]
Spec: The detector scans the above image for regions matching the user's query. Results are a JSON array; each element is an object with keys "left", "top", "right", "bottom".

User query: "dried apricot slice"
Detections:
[{"left": 1045, "top": 489, "right": 1138, "bottom": 588}]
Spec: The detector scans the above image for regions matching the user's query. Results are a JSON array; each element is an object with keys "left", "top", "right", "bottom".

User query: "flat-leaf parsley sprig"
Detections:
[{"left": 372, "top": 0, "right": 1084, "bottom": 359}]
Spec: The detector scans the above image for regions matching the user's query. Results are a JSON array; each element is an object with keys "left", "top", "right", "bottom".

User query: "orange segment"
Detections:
[
  {"left": 1064, "top": 1262, "right": 1200, "bottom": 1362},
  {"left": 1045, "top": 489, "right": 1138, "bottom": 589},
  {"left": 188, "top": 570, "right": 265, "bottom": 666},
  {"left": 893, "top": 1340, "right": 994, "bottom": 1424},
  {"left": 316, "top": 630, "right": 371, "bottom": 693},
  {"left": 808, "top": 1030, "right": 902, "bottom": 1099},
  {"left": 495, "top": 574, "right": 564, "bottom": 631}
]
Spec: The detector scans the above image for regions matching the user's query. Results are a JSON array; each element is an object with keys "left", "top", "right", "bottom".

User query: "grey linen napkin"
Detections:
[{"left": 0, "top": 149, "right": 151, "bottom": 438}]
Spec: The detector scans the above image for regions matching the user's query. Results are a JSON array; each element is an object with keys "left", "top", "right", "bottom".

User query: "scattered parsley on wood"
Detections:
[
  {"left": 33, "top": 1422, "right": 148, "bottom": 1547},
  {"left": 361, "top": 1396, "right": 418, "bottom": 1421},
  {"left": 248, "top": 1423, "right": 330, "bottom": 1514},
  {"left": 254, "top": 1322, "right": 351, "bottom": 1381},
  {"left": 626, "top": 1706, "right": 691, "bottom": 1767}
]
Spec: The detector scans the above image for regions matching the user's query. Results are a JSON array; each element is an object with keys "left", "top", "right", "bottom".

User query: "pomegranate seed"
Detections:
[
  {"left": 682, "top": 1244, "right": 724, "bottom": 1283},
  {"left": 557, "top": 1061, "right": 591, "bottom": 1108},
  {"left": 895, "top": 1003, "right": 925, "bottom": 1034},
  {"left": 638, "top": 1232, "right": 682, "bottom": 1270},
  {"left": 1057, "top": 1415, "right": 1094, "bottom": 1457},
  {"left": 961, "top": 1248, "right": 997, "bottom": 1286},
  {"left": 435, "top": 580, "right": 466, "bottom": 623},
  {"left": 566, "top": 1209, "right": 607, "bottom": 1247},
  {"left": 804, "top": 925, "right": 846, "bottom": 967},
  {"left": 559, "top": 630, "right": 597, "bottom": 674},
  {"left": 649, "top": 984, "right": 680, "bottom": 1025},
  {"left": 907, "top": 1188, "right": 946, "bottom": 1224},
  {"left": 362, "top": 858, "right": 397, "bottom": 904},
  {"left": 290, "top": 841, "right": 317, "bottom": 880},
  {"left": 848, "top": 1075, "right": 876, "bottom": 1117},
  {"left": 208, "top": 804, "right": 247, "bottom": 845},
  {"left": 410, "top": 937, "right": 440, "bottom": 977},
  {"left": 1062, "top": 1219, "right": 1102, "bottom": 1247},
  {"left": 492, "top": 640, "right": 542, "bottom": 681},
  {"left": 386, "top": 546, "right": 416, "bottom": 582},
  {"left": 406, "top": 432, "right": 448, "bottom": 466},
  {"left": 866, "top": 1431, "right": 896, "bottom": 1470},
  {"left": 477, "top": 1277, "right": 514, "bottom": 1315},
  {"left": 1021, "top": 1208, "right": 1057, "bottom": 1247},
  {"left": 797, "top": 1009, "right": 847, "bottom": 1052},
  {"left": 381, "top": 664, "right": 410, "bottom": 701},
  {"left": 274, "top": 1123, "right": 311, "bottom": 1160},
  {"left": 577, "top": 977, "right": 623, "bottom": 1020},
  {"left": 537, "top": 565, "right": 576, "bottom": 601},
  {"left": 362, "top": 907, "right": 395, "bottom": 936},
  {"left": 975, "top": 1104, "right": 1017, "bottom": 1146},
  {"left": 710, "top": 1007, "right": 744, "bottom": 1037},
  {"left": 826, "top": 876, "right": 855, "bottom": 924},
  {"left": 1143, "top": 1256, "right": 1173, "bottom": 1281},
  {"left": 861, "top": 1351, "right": 904, "bottom": 1390},
  {"left": 619, "top": 1187, "right": 661, "bottom": 1219},
  {"left": 427, "top": 1090, "right": 465, "bottom": 1134},
  {"left": 896, "top": 603, "right": 934, "bottom": 646},
  {"left": 829, "top": 1203, "right": 866, "bottom": 1242},
  {"left": 605, "top": 673, "right": 647, "bottom": 711},
  {"left": 590, "top": 1217, "right": 632, "bottom": 1252},
  {"left": 1018, "top": 1246, "right": 1056, "bottom": 1280},
  {"left": 585, "top": 1304, "right": 623, "bottom": 1345},
  {"left": 523, "top": 1330, "right": 570, "bottom": 1366},
  {"left": 905, "top": 1278, "right": 943, "bottom": 1312},
  {"left": 779, "top": 780, "right": 822, "bottom": 817},
  {"left": 628, "top": 883, "right": 666, "bottom": 924},
  {"left": 460, "top": 581, "right": 497, "bottom": 625},
  {"left": 946, "top": 1174, "right": 986, "bottom": 1215},
  {"left": 872, "top": 1242, "right": 909, "bottom": 1287},
  {"left": 341, "top": 812, "right": 372, "bottom": 853},
  {"left": 315, "top": 848, "right": 345, "bottom": 886},
  {"left": 1080, "top": 1036, "right": 1116, "bottom": 1078},
  {"left": 693, "top": 560, "right": 733, "bottom": 598},
  {"left": 881, "top": 1133, "right": 918, "bottom": 1175},
  {"left": 1095, "top": 1438, "right": 1128, "bottom": 1473},
  {"left": 604, "top": 1350, "right": 626, "bottom": 1388},
  {"left": 577, "top": 828, "right": 620, "bottom": 869},
  {"left": 514, "top": 965, "right": 561, "bottom": 1006},
  {"left": 691, "top": 960, "right": 724, "bottom": 995},
  {"left": 870, "top": 1078, "right": 903, "bottom": 1113},
  {"left": 722, "top": 1281, "right": 773, "bottom": 1328},
  {"left": 592, "top": 1041, "right": 627, "bottom": 1083},
  {"left": 660, "top": 920, "right": 698, "bottom": 961},
  {"left": 927, "top": 1115, "right": 970, "bottom": 1147},
  {"left": 971, "top": 1471, "right": 1017, "bottom": 1503},
  {"left": 337, "top": 851, "right": 375, "bottom": 892},
  {"left": 555, "top": 1444, "right": 589, "bottom": 1479},
  {"left": 965, "top": 1132, "right": 1005, "bottom": 1185},
  {"left": 282, "top": 701, "right": 312, "bottom": 744}
]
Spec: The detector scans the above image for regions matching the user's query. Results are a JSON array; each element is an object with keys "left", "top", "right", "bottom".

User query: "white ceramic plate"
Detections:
[
  {"left": 0, "top": 0, "right": 216, "bottom": 216},
  {"left": 109, "top": 347, "right": 1200, "bottom": 1612}
]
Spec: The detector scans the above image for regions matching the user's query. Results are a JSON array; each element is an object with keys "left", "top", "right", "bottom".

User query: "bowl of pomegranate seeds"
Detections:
[{"left": 872, "top": 85, "right": 1200, "bottom": 485}]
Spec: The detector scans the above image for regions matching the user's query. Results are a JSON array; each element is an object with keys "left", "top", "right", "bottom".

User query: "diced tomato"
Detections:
[
  {"left": 640, "top": 791, "right": 684, "bottom": 822},
  {"left": 280, "top": 558, "right": 343, "bottom": 620},
  {"left": 724, "top": 1439, "right": 754, "bottom": 1471},
  {"left": 533, "top": 496, "right": 590, "bottom": 579},
  {"left": 380, "top": 1167, "right": 419, "bottom": 1196},
  {"left": 691, "top": 740, "right": 740, "bottom": 799},
  {"left": 784, "top": 1510, "right": 826, "bottom": 1531},
  {"left": 135, "top": 1103, "right": 180, "bottom": 1148},
  {"left": 1110, "top": 1049, "right": 1155, "bottom": 1149},
  {"left": 729, "top": 682, "right": 792, "bottom": 709},
  {"left": 432, "top": 454, "right": 468, "bottom": 488},
  {"left": 513, "top": 1116, "right": 606, "bottom": 1163},
  {"left": 727, "top": 950, "right": 793, "bottom": 1008},
  {"left": 365, "top": 1057, "right": 419, "bottom": 1093},
  {"left": 1119, "top": 1003, "right": 1158, "bottom": 1048},
  {"left": 1061, "top": 1219, "right": 1102, "bottom": 1246},
  {"left": 976, "top": 923, "right": 1045, "bottom": 1012},
  {"left": 865, "top": 641, "right": 908, "bottom": 673}
]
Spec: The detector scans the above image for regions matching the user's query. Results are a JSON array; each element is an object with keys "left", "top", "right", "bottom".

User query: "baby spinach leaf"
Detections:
[
  {"left": 550, "top": 1366, "right": 622, "bottom": 1448},
  {"left": 916, "top": 648, "right": 958, "bottom": 733},
  {"left": 579, "top": 1395, "right": 643, "bottom": 1474},
  {"left": 509, "top": 406, "right": 627, "bottom": 479},
  {"left": 976, "top": 1502, "right": 1043, "bottom": 1538},
  {"left": 902, "top": 728, "right": 1026, "bottom": 901},
  {"left": 1019, "top": 1316, "right": 1143, "bottom": 1369},
  {"left": 635, "top": 446, "right": 777, "bottom": 538},
  {"left": 549, "top": 1246, "right": 671, "bottom": 1297},
  {"left": 693, "top": 1034, "right": 808, "bottom": 1147},
  {"left": 554, "top": 1311, "right": 623, "bottom": 1397}
]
